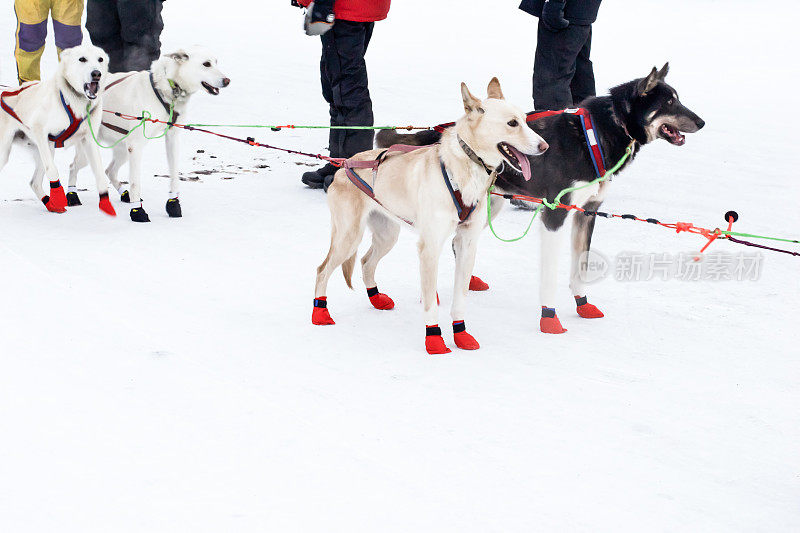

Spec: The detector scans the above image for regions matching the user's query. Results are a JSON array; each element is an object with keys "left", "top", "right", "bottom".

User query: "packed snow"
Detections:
[{"left": 1, "top": 1, "right": 798, "bottom": 531}]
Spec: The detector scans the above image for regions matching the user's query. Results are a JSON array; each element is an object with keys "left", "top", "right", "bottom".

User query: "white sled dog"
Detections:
[
  {"left": 313, "top": 78, "right": 548, "bottom": 354},
  {"left": 0, "top": 43, "right": 115, "bottom": 215},
  {"left": 68, "top": 46, "right": 230, "bottom": 222}
]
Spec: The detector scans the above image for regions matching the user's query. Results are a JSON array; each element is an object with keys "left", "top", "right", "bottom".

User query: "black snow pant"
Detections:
[
  {"left": 86, "top": 0, "right": 164, "bottom": 73},
  {"left": 533, "top": 22, "right": 595, "bottom": 110},
  {"left": 320, "top": 20, "right": 374, "bottom": 159}
]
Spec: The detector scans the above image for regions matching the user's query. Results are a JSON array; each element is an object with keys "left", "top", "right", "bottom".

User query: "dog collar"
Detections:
[
  {"left": 457, "top": 135, "right": 495, "bottom": 175},
  {"left": 440, "top": 160, "right": 476, "bottom": 223},
  {"left": 149, "top": 71, "right": 180, "bottom": 127}
]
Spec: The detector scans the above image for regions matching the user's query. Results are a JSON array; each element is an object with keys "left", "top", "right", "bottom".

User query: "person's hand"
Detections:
[
  {"left": 541, "top": 0, "right": 569, "bottom": 31},
  {"left": 304, "top": 1, "right": 335, "bottom": 36}
]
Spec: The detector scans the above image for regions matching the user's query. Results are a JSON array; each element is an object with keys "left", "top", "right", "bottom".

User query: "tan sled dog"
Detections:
[{"left": 313, "top": 78, "right": 548, "bottom": 354}]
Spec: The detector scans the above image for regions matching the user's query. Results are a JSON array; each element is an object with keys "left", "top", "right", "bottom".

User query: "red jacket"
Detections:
[{"left": 298, "top": 0, "right": 390, "bottom": 22}]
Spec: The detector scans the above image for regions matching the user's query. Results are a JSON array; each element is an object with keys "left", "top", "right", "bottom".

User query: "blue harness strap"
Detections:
[{"left": 48, "top": 92, "right": 84, "bottom": 148}]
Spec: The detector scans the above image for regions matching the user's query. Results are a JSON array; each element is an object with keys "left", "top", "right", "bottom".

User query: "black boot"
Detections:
[
  {"left": 166, "top": 198, "right": 182, "bottom": 218},
  {"left": 301, "top": 163, "right": 337, "bottom": 189},
  {"left": 130, "top": 207, "right": 150, "bottom": 222},
  {"left": 66, "top": 191, "right": 82, "bottom": 206}
]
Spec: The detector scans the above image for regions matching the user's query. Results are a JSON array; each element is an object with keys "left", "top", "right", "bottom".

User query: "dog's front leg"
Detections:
[
  {"left": 67, "top": 143, "right": 87, "bottom": 206},
  {"left": 419, "top": 227, "right": 451, "bottom": 354},
  {"left": 570, "top": 206, "right": 605, "bottom": 320},
  {"left": 539, "top": 224, "right": 569, "bottom": 333},
  {"left": 126, "top": 144, "right": 150, "bottom": 222},
  {"left": 164, "top": 128, "right": 182, "bottom": 218},
  {"left": 81, "top": 136, "right": 116, "bottom": 217},
  {"left": 451, "top": 222, "right": 482, "bottom": 350},
  {"left": 29, "top": 131, "right": 68, "bottom": 211}
]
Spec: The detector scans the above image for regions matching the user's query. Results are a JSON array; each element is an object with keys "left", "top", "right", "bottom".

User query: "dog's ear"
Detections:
[
  {"left": 461, "top": 83, "right": 484, "bottom": 115},
  {"left": 657, "top": 62, "right": 669, "bottom": 81},
  {"left": 486, "top": 77, "right": 504, "bottom": 100},
  {"left": 167, "top": 50, "right": 190, "bottom": 63},
  {"left": 637, "top": 67, "right": 659, "bottom": 95}
]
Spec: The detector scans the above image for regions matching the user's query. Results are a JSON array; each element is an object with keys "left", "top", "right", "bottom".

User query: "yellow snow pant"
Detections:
[{"left": 14, "top": 0, "right": 85, "bottom": 83}]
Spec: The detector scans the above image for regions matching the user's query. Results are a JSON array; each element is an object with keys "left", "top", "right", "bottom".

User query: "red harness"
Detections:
[
  {"left": 434, "top": 107, "right": 609, "bottom": 179},
  {"left": 1, "top": 84, "right": 85, "bottom": 148}
]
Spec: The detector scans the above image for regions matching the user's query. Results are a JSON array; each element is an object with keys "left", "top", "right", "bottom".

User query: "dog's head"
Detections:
[
  {"left": 621, "top": 63, "right": 705, "bottom": 146},
  {"left": 58, "top": 44, "right": 109, "bottom": 100},
  {"left": 460, "top": 78, "right": 548, "bottom": 179},
  {"left": 163, "top": 47, "right": 230, "bottom": 96}
]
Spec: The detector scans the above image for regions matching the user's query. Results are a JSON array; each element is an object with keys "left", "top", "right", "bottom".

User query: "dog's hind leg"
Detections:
[
  {"left": 313, "top": 187, "right": 367, "bottom": 325},
  {"left": 418, "top": 226, "right": 452, "bottom": 354},
  {"left": 67, "top": 143, "right": 88, "bottom": 206},
  {"left": 539, "top": 224, "right": 569, "bottom": 334},
  {"left": 570, "top": 204, "right": 605, "bottom": 319},
  {"left": 126, "top": 145, "right": 149, "bottom": 222},
  {"left": 450, "top": 222, "right": 483, "bottom": 350},
  {"left": 106, "top": 144, "right": 129, "bottom": 200},
  {"left": 361, "top": 212, "right": 400, "bottom": 310}
]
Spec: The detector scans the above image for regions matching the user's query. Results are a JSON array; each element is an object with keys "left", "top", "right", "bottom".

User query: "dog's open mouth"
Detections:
[
  {"left": 660, "top": 123, "right": 686, "bottom": 146},
  {"left": 84, "top": 81, "right": 99, "bottom": 100},
  {"left": 202, "top": 82, "right": 220, "bottom": 95},
  {"left": 497, "top": 142, "right": 532, "bottom": 181}
]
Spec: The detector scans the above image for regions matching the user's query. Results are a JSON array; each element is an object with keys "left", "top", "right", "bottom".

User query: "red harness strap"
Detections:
[
  {"left": 0, "top": 83, "right": 35, "bottom": 123},
  {"left": 48, "top": 92, "right": 84, "bottom": 148}
]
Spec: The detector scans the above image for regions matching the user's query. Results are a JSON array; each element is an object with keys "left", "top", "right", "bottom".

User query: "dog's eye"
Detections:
[
  {"left": 203, "top": 61, "right": 212, "bottom": 68},
  {"left": 98, "top": 57, "right": 104, "bottom": 63},
  {"left": 667, "top": 98, "right": 674, "bottom": 105},
  {"left": 79, "top": 57, "right": 87, "bottom": 63},
  {"left": 507, "top": 119, "right": 519, "bottom": 127}
]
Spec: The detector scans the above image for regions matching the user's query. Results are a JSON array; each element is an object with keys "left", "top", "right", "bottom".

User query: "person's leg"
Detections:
[
  {"left": 569, "top": 25, "right": 595, "bottom": 105},
  {"left": 51, "top": 0, "right": 83, "bottom": 56},
  {"left": 14, "top": 0, "right": 51, "bottom": 83},
  {"left": 532, "top": 22, "right": 589, "bottom": 110},
  {"left": 86, "top": 0, "right": 124, "bottom": 72},
  {"left": 118, "top": 0, "right": 163, "bottom": 71},
  {"left": 323, "top": 20, "right": 374, "bottom": 159}
]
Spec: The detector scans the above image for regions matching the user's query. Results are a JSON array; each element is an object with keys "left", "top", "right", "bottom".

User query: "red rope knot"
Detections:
[{"left": 675, "top": 222, "right": 694, "bottom": 233}]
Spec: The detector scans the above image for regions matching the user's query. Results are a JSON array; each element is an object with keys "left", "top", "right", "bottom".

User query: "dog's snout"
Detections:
[
  {"left": 695, "top": 117, "right": 705, "bottom": 130},
  {"left": 538, "top": 141, "right": 549, "bottom": 153},
  {"left": 221, "top": 77, "right": 231, "bottom": 87},
  {"left": 91, "top": 70, "right": 101, "bottom": 81}
]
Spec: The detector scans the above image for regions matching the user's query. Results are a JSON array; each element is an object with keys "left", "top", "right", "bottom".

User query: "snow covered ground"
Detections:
[{"left": 1, "top": 1, "right": 799, "bottom": 531}]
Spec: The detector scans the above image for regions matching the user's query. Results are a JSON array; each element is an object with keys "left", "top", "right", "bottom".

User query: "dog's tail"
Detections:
[
  {"left": 341, "top": 250, "right": 357, "bottom": 289},
  {"left": 375, "top": 128, "right": 443, "bottom": 148}
]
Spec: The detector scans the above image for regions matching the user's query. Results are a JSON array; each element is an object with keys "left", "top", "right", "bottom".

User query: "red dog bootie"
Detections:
[
  {"left": 367, "top": 286, "right": 394, "bottom": 310},
  {"left": 453, "top": 320, "right": 480, "bottom": 350},
  {"left": 425, "top": 325, "right": 451, "bottom": 354},
  {"left": 312, "top": 297, "right": 335, "bottom": 325},
  {"left": 575, "top": 295, "right": 604, "bottom": 318},
  {"left": 469, "top": 275, "right": 489, "bottom": 291},
  {"left": 540, "top": 306, "right": 567, "bottom": 334},
  {"left": 98, "top": 192, "right": 116, "bottom": 216},
  {"left": 48, "top": 180, "right": 68, "bottom": 209},
  {"left": 41, "top": 195, "right": 66, "bottom": 213}
]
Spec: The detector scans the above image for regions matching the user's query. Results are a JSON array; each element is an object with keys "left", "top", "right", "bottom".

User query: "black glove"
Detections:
[
  {"left": 541, "top": 0, "right": 569, "bottom": 31},
  {"left": 304, "top": 1, "right": 335, "bottom": 36}
]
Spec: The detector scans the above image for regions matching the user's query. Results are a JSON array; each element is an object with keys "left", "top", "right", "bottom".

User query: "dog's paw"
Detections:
[
  {"left": 575, "top": 296, "right": 604, "bottom": 318},
  {"left": 540, "top": 307, "right": 567, "bottom": 334},
  {"left": 425, "top": 325, "right": 452, "bottom": 354},
  {"left": 49, "top": 181, "right": 68, "bottom": 209},
  {"left": 469, "top": 275, "right": 489, "bottom": 291},
  {"left": 120, "top": 190, "right": 131, "bottom": 203},
  {"left": 99, "top": 193, "right": 116, "bottom": 217},
  {"left": 166, "top": 198, "right": 182, "bottom": 218},
  {"left": 42, "top": 195, "right": 66, "bottom": 213},
  {"left": 130, "top": 207, "right": 150, "bottom": 222},
  {"left": 66, "top": 191, "right": 82, "bottom": 206},
  {"left": 367, "top": 287, "right": 394, "bottom": 310},
  {"left": 312, "top": 297, "right": 335, "bottom": 325}
]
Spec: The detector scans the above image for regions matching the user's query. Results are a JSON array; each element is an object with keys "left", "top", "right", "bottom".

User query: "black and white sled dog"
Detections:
[
  {"left": 0, "top": 43, "right": 116, "bottom": 216},
  {"left": 377, "top": 64, "right": 705, "bottom": 334},
  {"left": 68, "top": 46, "right": 230, "bottom": 222}
]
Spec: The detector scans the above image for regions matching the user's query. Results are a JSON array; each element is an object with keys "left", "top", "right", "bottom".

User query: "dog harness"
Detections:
[
  {"left": 343, "top": 142, "right": 480, "bottom": 226},
  {"left": 99, "top": 72, "right": 180, "bottom": 136},
  {"left": 434, "top": 107, "right": 608, "bottom": 179},
  {"left": 1, "top": 83, "right": 85, "bottom": 148}
]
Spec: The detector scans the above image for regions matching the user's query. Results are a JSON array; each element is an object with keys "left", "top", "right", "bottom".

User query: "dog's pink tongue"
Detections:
[{"left": 509, "top": 145, "right": 532, "bottom": 181}]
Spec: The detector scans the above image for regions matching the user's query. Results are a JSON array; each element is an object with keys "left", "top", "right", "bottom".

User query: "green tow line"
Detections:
[
  {"left": 487, "top": 141, "right": 636, "bottom": 242},
  {"left": 85, "top": 101, "right": 175, "bottom": 149}
]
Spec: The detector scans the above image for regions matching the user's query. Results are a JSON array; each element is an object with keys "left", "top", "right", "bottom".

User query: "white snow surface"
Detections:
[{"left": 1, "top": 1, "right": 799, "bottom": 531}]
